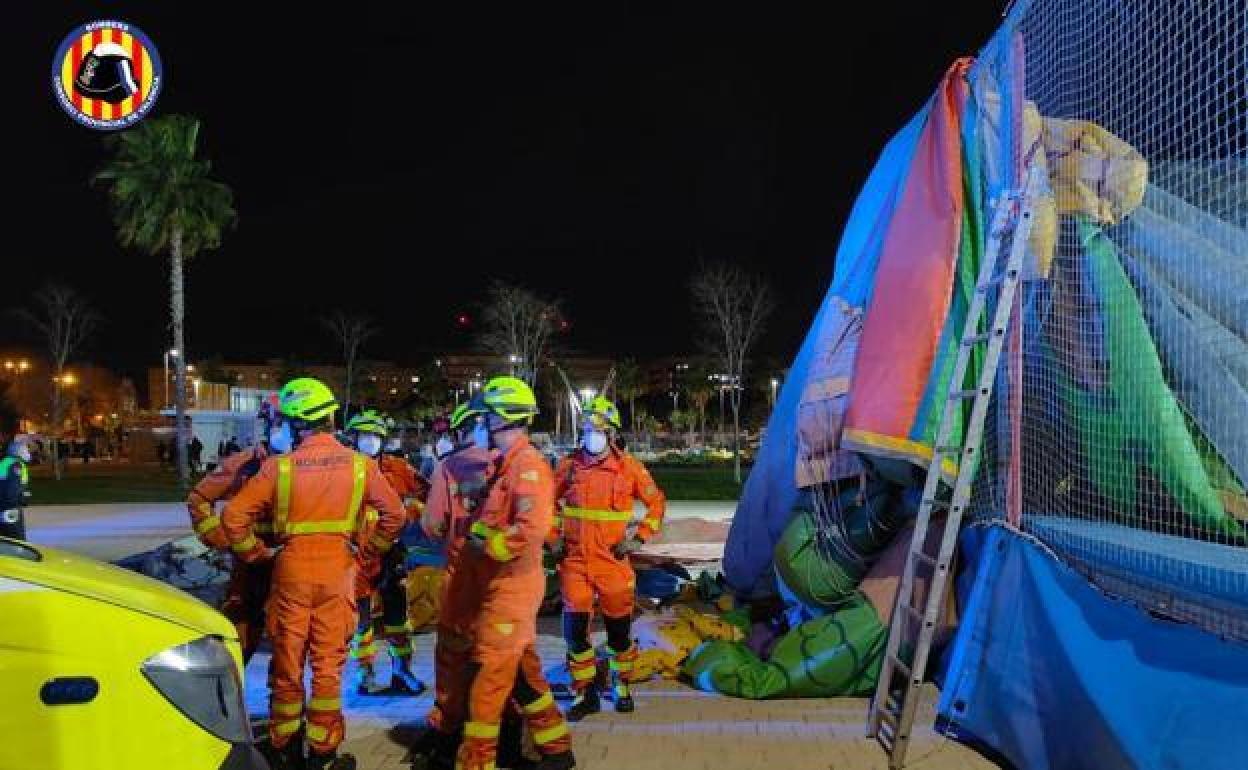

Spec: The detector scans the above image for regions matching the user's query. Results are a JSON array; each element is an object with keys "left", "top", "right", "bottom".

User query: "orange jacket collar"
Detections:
[
  {"left": 297, "top": 433, "right": 341, "bottom": 451},
  {"left": 573, "top": 447, "right": 620, "bottom": 471},
  {"left": 497, "top": 434, "right": 534, "bottom": 470}
]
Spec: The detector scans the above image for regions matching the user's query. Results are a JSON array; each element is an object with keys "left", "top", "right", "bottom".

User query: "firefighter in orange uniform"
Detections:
[
  {"left": 449, "top": 376, "right": 575, "bottom": 770},
  {"left": 344, "top": 409, "right": 428, "bottom": 695},
  {"left": 553, "top": 396, "right": 666, "bottom": 721},
  {"left": 413, "top": 401, "right": 494, "bottom": 768},
  {"left": 223, "top": 378, "right": 406, "bottom": 770},
  {"left": 185, "top": 394, "right": 281, "bottom": 662}
]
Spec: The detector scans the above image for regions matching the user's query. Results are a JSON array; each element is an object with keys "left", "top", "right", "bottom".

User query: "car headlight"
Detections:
[{"left": 141, "top": 635, "right": 250, "bottom": 743}]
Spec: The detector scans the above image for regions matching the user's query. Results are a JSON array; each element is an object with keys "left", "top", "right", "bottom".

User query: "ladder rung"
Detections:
[
  {"left": 977, "top": 269, "right": 1018, "bottom": 292},
  {"left": 878, "top": 718, "right": 896, "bottom": 747},
  {"left": 912, "top": 550, "right": 938, "bottom": 570},
  {"left": 948, "top": 389, "right": 979, "bottom": 401},
  {"left": 961, "top": 331, "right": 991, "bottom": 346},
  {"left": 877, "top": 707, "right": 899, "bottom": 729},
  {"left": 934, "top": 445, "right": 963, "bottom": 455},
  {"left": 921, "top": 497, "right": 948, "bottom": 511},
  {"left": 902, "top": 603, "right": 925, "bottom": 624},
  {"left": 888, "top": 654, "right": 913, "bottom": 681}
]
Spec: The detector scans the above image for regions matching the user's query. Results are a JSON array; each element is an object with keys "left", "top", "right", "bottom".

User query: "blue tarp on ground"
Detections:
[{"left": 939, "top": 524, "right": 1248, "bottom": 770}]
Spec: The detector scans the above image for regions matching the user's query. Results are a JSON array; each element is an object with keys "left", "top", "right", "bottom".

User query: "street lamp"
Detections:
[
  {"left": 508, "top": 353, "right": 520, "bottom": 376},
  {"left": 770, "top": 378, "right": 779, "bottom": 407},
  {"left": 5, "top": 360, "right": 30, "bottom": 416},
  {"left": 163, "top": 349, "right": 179, "bottom": 409}
]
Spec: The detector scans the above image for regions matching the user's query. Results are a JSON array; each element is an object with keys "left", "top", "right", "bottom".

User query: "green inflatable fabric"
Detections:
[
  {"left": 683, "top": 596, "right": 887, "bottom": 699},
  {"left": 774, "top": 484, "right": 899, "bottom": 610},
  {"left": 1061, "top": 220, "right": 1240, "bottom": 538}
]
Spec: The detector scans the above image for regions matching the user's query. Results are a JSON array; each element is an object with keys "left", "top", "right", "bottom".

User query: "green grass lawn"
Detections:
[
  {"left": 27, "top": 463, "right": 185, "bottom": 505},
  {"left": 648, "top": 464, "right": 747, "bottom": 501},
  {"left": 25, "top": 461, "right": 746, "bottom": 505}
]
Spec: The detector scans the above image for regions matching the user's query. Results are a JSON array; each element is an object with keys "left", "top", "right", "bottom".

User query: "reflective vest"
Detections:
[
  {"left": 272, "top": 454, "right": 366, "bottom": 536},
  {"left": 0, "top": 457, "right": 29, "bottom": 487}
]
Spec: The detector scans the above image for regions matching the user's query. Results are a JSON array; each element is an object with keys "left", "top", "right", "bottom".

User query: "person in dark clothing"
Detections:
[
  {"left": 225, "top": 436, "right": 241, "bottom": 455},
  {"left": 0, "top": 437, "right": 32, "bottom": 540},
  {"left": 189, "top": 436, "right": 204, "bottom": 473}
]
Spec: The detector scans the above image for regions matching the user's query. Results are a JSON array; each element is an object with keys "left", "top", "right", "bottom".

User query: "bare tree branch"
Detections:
[
  {"left": 690, "top": 262, "right": 775, "bottom": 481},
  {"left": 14, "top": 285, "right": 99, "bottom": 480},
  {"left": 321, "top": 311, "right": 378, "bottom": 419},
  {"left": 479, "top": 282, "right": 562, "bottom": 389}
]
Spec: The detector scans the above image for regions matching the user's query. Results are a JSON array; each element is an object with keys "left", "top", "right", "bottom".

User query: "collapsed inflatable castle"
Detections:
[{"left": 704, "top": 2, "right": 1248, "bottom": 768}]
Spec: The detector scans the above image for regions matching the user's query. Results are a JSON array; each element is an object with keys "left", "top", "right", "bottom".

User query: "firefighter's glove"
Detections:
[{"left": 612, "top": 536, "right": 644, "bottom": 560}]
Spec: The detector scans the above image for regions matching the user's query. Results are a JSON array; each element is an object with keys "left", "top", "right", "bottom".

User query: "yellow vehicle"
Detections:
[{"left": 0, "top": 538, "right": 267, "bottom": 770}]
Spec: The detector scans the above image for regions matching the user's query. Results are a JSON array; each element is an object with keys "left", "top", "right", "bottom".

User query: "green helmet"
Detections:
[
  {"left": 345, "top": 409, "right": 389, "bottom": 436},
  {"left": 278, "top": 377, "right": 339, "bottom": 422},
  {"left": 583, "top": 395, "right": 622, "bottom": 430},
  {"left": 450, "top": 402, "right": 482, "bottom": 430},
  {"left": 478, "top": 375, "right": 539, "bottom": 423}
]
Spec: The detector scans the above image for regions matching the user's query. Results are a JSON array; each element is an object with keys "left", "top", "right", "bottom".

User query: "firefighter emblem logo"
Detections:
[{"left": 52, "top": 20, "right": 162, "bottom": 131}]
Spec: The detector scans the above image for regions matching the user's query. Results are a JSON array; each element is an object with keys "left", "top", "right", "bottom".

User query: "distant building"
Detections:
[{"left": 157, "top": 386, "right": 276, "bottom": 465}]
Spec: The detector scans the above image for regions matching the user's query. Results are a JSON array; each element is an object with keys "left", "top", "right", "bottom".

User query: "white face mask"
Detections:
[
  {"left": 581, "top": 429, "right": 608, "bottom": 455},
  {"left": 268, "top": 421, "right": 293, "bottom": 454},
  {"left": 435, "top": 436, "right": 455, "bottom": 458},
  {"left": 472, "top": 422, "right": 491, "bottom": 450},
  {"left": 357, "top": 434, "right": 382, "bottom": 457},
  {"left": 385, "top": 437, "right": 402, "bottom": 452}
]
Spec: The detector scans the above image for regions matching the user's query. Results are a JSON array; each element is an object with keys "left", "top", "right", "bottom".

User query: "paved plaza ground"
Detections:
[{"left": 26, "top": 502, "right": 997, "bottom": 770}]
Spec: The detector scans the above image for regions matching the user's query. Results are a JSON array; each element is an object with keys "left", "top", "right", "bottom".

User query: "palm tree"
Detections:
[
  {"left": 685, "top": 358, "right": 717, "bottom": 446},
  {"left": 613, "top": 358, "right": 646, "bottom": 436},
  {"left": 94, "top": 115, "right": 236, "bottom": 488}
]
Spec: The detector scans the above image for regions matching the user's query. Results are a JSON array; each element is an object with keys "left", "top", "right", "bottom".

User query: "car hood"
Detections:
[{"left": 0, "top": 540, "right": 236, "bottom": 638}]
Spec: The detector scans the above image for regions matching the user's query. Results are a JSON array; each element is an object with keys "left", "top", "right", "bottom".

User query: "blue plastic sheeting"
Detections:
[
  {"left": 939, "top": 524, "right": 1248, "bottom": 770},
  {"left": 722, "top": 106, "right": 928, "bottom": 595},
  {"left": 1117, "top": 185, "right": 1248, "bottom": 486},
  {"left": 1026, "top": 517, "right": 1248, "bottom": 618}
]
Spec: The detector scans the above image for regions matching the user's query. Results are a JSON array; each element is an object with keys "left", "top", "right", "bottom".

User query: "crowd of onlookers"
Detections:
[{"left": 17, "top": 437, "right": 114, "bottom": 466}]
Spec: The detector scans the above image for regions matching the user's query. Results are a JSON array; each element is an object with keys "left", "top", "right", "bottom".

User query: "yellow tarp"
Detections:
[
  {"left": 406, "top": 566, "right": 446, "bottom": 632},
  {"left": 632, "top": 605, "right": 743, "bottom": 681}
]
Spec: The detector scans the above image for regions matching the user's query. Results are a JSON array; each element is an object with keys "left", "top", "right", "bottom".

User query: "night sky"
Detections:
[{"left": 11, "top": 3, "right": 1005, "bottom": 382}]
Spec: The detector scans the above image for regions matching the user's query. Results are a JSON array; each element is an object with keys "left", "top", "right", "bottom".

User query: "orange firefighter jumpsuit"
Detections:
[
  {"left": 553, "top": 448, "right": 666, "bottom": 692},
  {"left": 421, "top": 443, "right": 495, "bottom": 740},
  {"left": 439, "top": 436, "right": 571, "bottom": 770},
  {"left": 223, "top": 433, "right": 406, "bottom": 756},
  {"left": 186, "top": 444, "right": 271, "bottom": 661},
  {"left": 352, "top": 453, "right": 431, "bottom": 669}
]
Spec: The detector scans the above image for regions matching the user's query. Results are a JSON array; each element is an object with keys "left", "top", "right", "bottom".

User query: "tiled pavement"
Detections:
[{"left": 244, "top": 629, "right": 997, "bottom": 770}]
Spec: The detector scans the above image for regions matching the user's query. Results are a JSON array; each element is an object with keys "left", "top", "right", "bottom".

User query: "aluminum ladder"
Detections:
[{"left": 866, "top": 169, "right": 1038, "bottom": 768}]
